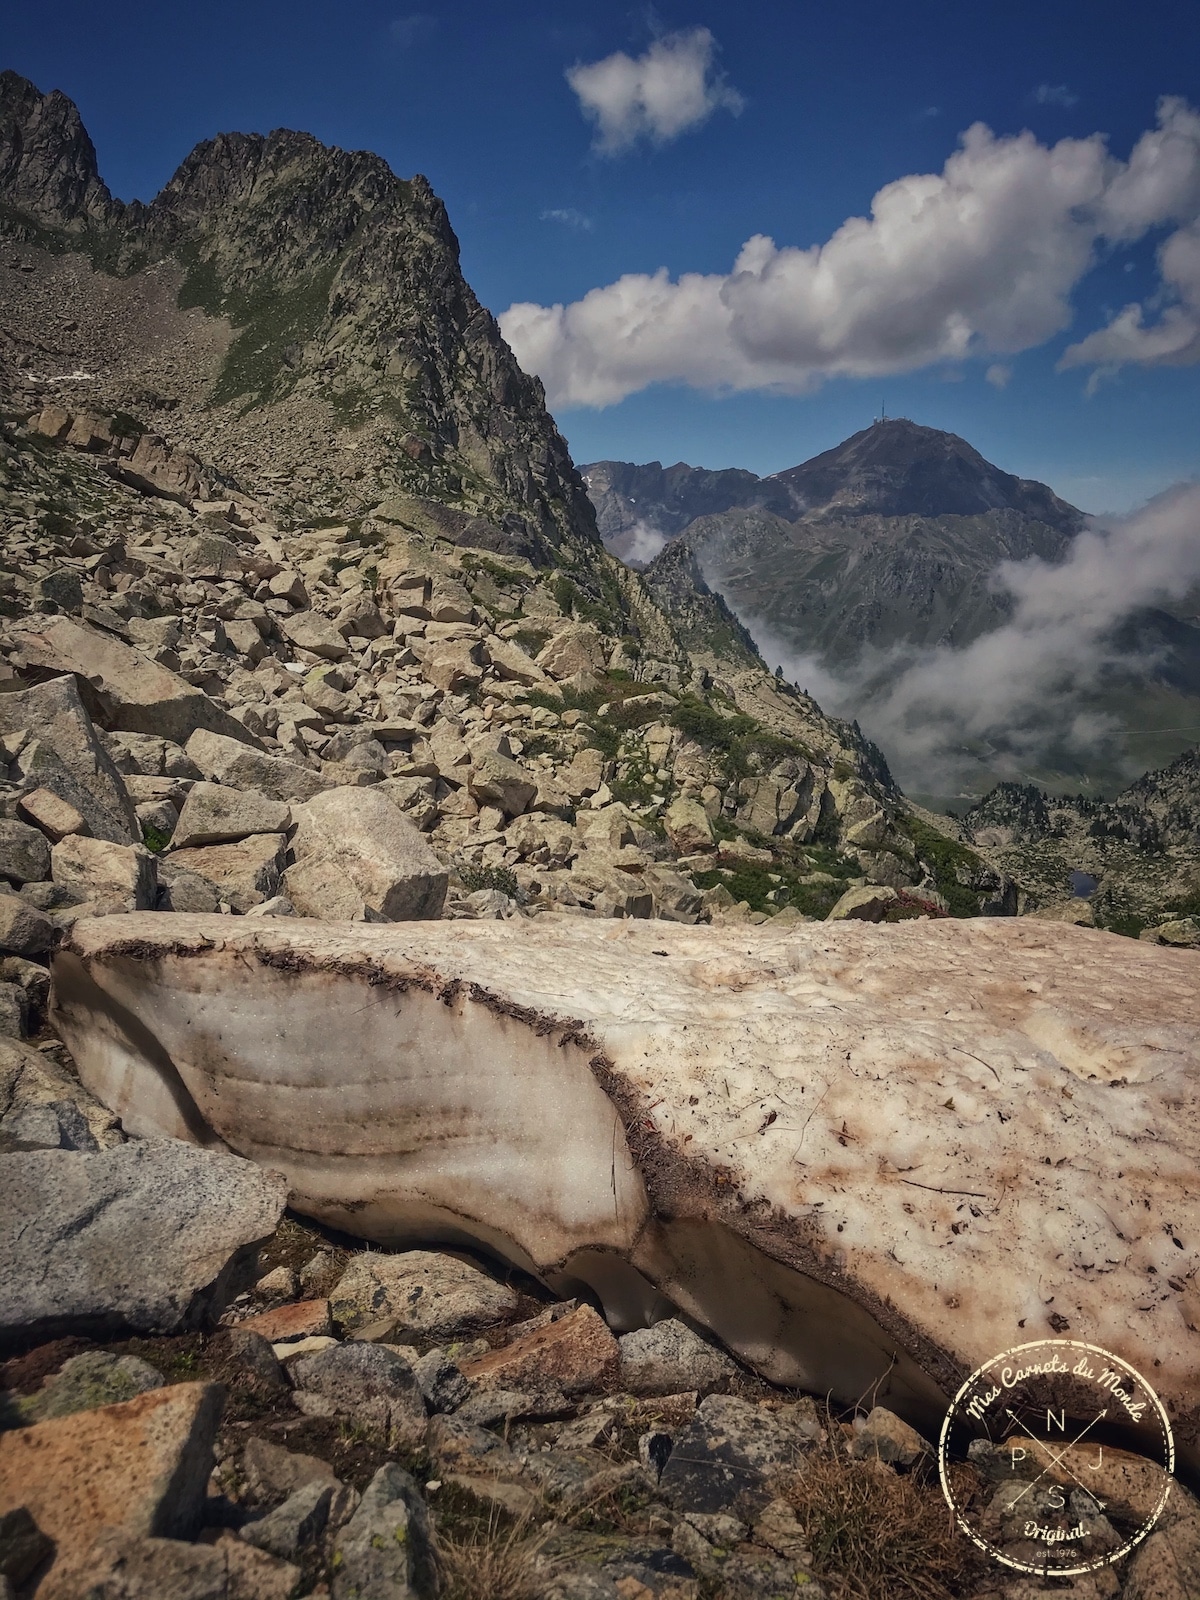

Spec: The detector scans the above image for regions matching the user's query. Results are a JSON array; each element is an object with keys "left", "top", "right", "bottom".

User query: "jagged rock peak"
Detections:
[
  {"left": 770, "top": 417, "right": 1082, "bottom": 527},
  {"left": 0, "top": 69, "right": 115, "bottom": 233},
  {"left": 0, "top": 72, "right": 602, "bottom": 560}
]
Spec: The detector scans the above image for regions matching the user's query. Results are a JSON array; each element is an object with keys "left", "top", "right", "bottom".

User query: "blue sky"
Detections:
[{"left": 8, "top": 0, "right": 1200, "bottom": 511}]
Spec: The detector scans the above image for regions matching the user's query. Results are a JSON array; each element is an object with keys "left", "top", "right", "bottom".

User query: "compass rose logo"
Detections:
[{"left": 937, "top": 1339, "right": 1176, "bottom": 1576}]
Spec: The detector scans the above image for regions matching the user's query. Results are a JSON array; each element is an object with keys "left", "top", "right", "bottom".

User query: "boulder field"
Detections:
[{"left": 52, "top": 911, "right": 1200, "bottom": 1467}]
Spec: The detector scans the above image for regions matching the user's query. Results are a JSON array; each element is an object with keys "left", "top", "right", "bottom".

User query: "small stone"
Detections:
[
  {"left": 18, "top": 1350, "right": 164, "bottom": 1424},
  {"left": 0, "top": 897, "right": 53, "bottom": 957},
  {"left": 239, "top": 1479, "right": 333, "bottom": 1560},
  {"left": 50, "top": 835, "right": 157, "bottom": 915},
  {"left": 331, "top": 1464, "right": 430, "bottom": 1600},
  {"left": 460, "top": 1303, "right": 619, "bottom": 1398},
  {"left": 849, "top": 1405, "right": 932, "bottom": 1466},
  {"left": 290, "top": 1342, "right": 427, "bottom": 1449},
  {"left": 237, "top": 1299, "right": 332, "bottom": 1343},
  {"left": 658, "top": 1394, "right": 820, "bottom": 1514},
  {"left": 0, "top": 820, "right": 52, "bottom": 885},
  {"left": 254, "top": 1265, "right": 300, "bottom": 1300},
  {"left": 241, "top": 1437, "right": 339, "bottom": 1503},
  {"left": 272, "top": 1335, "right": 338, "bottom": 1365},
  {"left": 618, "top": 1319, "right": 741, "bottom": 1397},
  {"left": 413, "top": 1349, "right": 470, "bottom": 1413}
]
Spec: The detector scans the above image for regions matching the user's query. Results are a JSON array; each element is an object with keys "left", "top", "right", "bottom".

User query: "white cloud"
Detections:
[
  {"left": 565, "top": 27, "right": 743, "bottom": 155},
  {"left": 541, "top": 207, "right": 594, "bottom": 231},
  {"left": 742, "top": 482, "right": 1200, "bottom": 793},
  {"left": 500, "top": 98, "right": 1200, "bottom": 409},
  {"left": 1034, "top": 83, "right": 1079, "bottom": 108},
  {"left": 985, "top": 362, "right": 1013, "bottom": 388},
  {"left": 389, "top": 13, "right": 435, "bottom": 46}
]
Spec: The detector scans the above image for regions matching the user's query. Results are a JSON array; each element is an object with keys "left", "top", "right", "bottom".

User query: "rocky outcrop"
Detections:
[{"left": 52, "top": 912, "right": 1200, "bottom": 1466}]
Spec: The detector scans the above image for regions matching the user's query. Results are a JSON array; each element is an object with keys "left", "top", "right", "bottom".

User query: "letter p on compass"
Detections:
[{"left": 937, "top": 1339, "right": 1176, "bottom": 1577}]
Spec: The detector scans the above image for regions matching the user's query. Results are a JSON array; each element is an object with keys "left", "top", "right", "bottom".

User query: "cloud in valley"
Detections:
[
  {"left": 566, "top": 27, "right": 743, "bottom": 155},
  {"left": 500, "top": 98, "right": 1200, "bottom": 408},
  {"left": 735, "top": 483, "right": 1200, "bottom": 793}
]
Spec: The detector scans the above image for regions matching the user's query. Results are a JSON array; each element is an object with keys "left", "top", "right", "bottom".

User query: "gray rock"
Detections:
[
  {"left": 239, "top": 1479, "right": 333, "bottom": 1560},
  {"left": 0, "top": 984, "right": 27, "bottom": 1039},
  {"left": 286, "top": 787, "right": 448, "bottom": 921},
  {"left": 79, "top": 1528, "right": 300, "bottom": 1600},
  {"left": 241, "top": 1437, "right": 338, "bottom": 1503},
  {"left": 12, "top": 615, "right": 259, "bottom": 748},
  {"left": 0, "top": 675, "right": 139, "bottom": 843},
  {"left": 167, "top": 835, "right": 286, "bottom": 913},
  {"left": 466, "top": 741, "right": 537, "bottom": 818},
  {"left": 0, "top": 1098, "right": 98, "bottom": 1152},
  {"left": 0, "top": 896, "right": 53, "bottom": 957},
  {"left": 0, "top": 821, "right": 51, "bottom": 887},
  {"left": 171, "top": 784, "right": 292, "bottom": 850},
  {"left": 50, "top": 836, "right": 157, "bottom": 914},
  {"left": 155, "top": 863, "right": 222, "bottom": 913},
  {"left": 618, "top": 1319, "right": 741, "bottom": 1397},
  {"left": 826, "top": 884, "right": 897, "bottom": 923},
  {"left": 330, "top": 1249, "right": 517, "bottom": 1341},
  {"left": 290, "top": 1342, "right": 427, "bottom": 1448},
  {"left": 15, "top": 787, "right": 90, "bottom": 845},
  {"left": 280, "top": 612, "right": 350, "bottom": 661},
  {"left": 848, "top": 1405, "right": 931, "bottom": 1466},
  {"left": 18, "top": 1350, "right": 164, "bottom": 1423},
  {"left": 331, "top": 1464, "right": 430, "bottom": 1600},
  {"left": 454, "top": 1387, "right": 569, "bottom": 1427},
  {"left": 413, "top": 1349, "right": 470, "bottom": 1412},
  {"left": 658, "top": 1395, "right": 821, "bottom": 1514},
  {"left": 0, "top": 1140, "right": 287, "bottom": 1342},
  {"left": 185, "top": 728, "right": 328, "bottom": 804}
]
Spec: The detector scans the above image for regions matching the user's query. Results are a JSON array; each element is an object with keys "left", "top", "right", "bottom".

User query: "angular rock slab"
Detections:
[
  {"left": 0, "top": 1139, "right": 287, "bottom": 1345},
  {"left": 52, "top": 913, "right": 1200, "bottom": 1462},
  {"left": 0, "top": 1382, "right": 223, "bottom": 1600}
]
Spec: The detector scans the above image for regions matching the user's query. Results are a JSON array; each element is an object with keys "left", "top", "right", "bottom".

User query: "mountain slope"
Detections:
[{"left": 0, "top": 71, "right": 1036, "bottom": 930}]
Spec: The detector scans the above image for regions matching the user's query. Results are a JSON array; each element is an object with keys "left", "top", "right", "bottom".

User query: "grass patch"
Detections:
[
  {"left": 179, "top": 251, "right": 338, "bottom": 409},
  {"left": 784, "top": 1429, "right": 981, "bottom": 1600},
  {"left": 141, "top": 823, "right": 172, "bottom": 854},
  {"left": 897, "top": 815, "right": 986, "bottom": 919},
  {"left": 669, "top": 695, "right": 813, "bottom": 780},
  {"left": 457, "top": 862, "right": 520, "bottom": 899},
  {"left": 434, "top": 1512, "right": 549, "bottom": 1600}
]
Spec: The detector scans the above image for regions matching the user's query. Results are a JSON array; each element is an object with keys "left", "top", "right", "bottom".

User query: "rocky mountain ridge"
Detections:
[{"left": 0, "top": 68, "right": 598, "bottom": 574}]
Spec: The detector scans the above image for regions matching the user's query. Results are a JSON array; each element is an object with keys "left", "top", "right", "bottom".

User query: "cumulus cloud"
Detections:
[
  {"left": 734, "top": 483, "right": 1200, "bottom": 793},
  {"left": 500, "top": 98, "right": 1200, "bottom": 409},
  {"left": 985, "top": 362, "right": 1013, "bottom": 388},
  {"left": 1034, "top": 83, "right": 1079, "bottom": 108},
  {"left": 566, "top": 27, "right": 743, "bottom": 154}
]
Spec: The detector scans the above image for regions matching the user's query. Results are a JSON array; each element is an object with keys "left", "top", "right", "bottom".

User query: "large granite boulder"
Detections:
[
  {"left": 285, "top": 787, "right": 447, "bottom": 920},
  {"left": 9, "top": 616, "right": 259, "bottom": 747},
  {"left": 50, "top": 913, "right": 1200, "bottom": 1467},
  {"left": 0, "top": 675, "right": 139, "bottom": 843},
  {"left": 0, "top": 1139, "right": 287, "bottom": 1344}
]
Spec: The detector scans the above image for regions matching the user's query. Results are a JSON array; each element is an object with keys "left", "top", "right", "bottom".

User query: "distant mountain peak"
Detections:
[{"left": 768, "top": 419, "right": 1082, "bottom": 526}]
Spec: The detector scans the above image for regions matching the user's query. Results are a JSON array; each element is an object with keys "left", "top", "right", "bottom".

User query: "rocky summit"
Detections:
[{"left": 0, "top": 70, "right": 1199, "bottom": 1600}]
